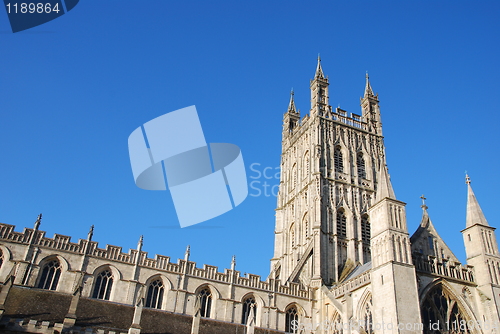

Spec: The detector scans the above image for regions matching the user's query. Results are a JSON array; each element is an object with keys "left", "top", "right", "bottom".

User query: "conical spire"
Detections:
[
  {"left": 315, "top": 55, "right": 325, "bottom": 79},
  {"left": 466, "top": 175, "right": 489, "bottom": 228},
  {"left": 364, "top": 72, "right": 375, "bottom": 97},
  {"left": 287, "top": 89, "right": 297, "bottom": 113},
  {"left": 375, "top": 164, "right": 396, "bottom": 202}
]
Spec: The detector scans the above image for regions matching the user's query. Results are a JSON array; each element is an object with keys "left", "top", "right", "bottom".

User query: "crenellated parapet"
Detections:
[{"left": 0, "top": 223, "right": 309, "bottom": 298}]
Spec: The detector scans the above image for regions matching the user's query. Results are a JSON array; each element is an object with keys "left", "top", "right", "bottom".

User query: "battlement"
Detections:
[
  {"left": 413, "top": 253, "right": 475, "bottom": 283},
  {"left": 0, "top": 223, "right": 309, "bottom": 298},
  {"left": 325, "top": 107, "right": 366, "bottom": 130}
]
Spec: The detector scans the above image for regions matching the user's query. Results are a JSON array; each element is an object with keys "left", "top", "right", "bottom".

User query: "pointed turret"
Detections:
[
  {"left": 287, "top": 90, "right": 297, "bottom": 114},
  {"left": 315, "top": 55, "right": 325, "bottom": 79},
  {"left": 375, "top": 164, "right": 395, "bottom": 202},
  {"left": 364, "top": 72, "right": 375, "bottom": 98},
  {"left": 465, "top": 174, "right": 489, "bottom": 228},
  {"left": 310, "top": 56, "right": 329, "bottom": 115},
  {"left": 368, "top": 162, "right": 421, "bottom": 333},
  {"left": 461, "top": 175, "right": 500, "bottom": 323},
  {"left": 360, "top": 73, "right": 382, "bottom": 135},
  {"left": 283, "top": 90, "right": 300, "bottom": 136}
]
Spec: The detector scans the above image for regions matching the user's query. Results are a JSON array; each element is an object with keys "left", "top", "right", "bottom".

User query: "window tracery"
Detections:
[
  {"left": 145, "top": 279, "right": 164, "bottom": 309},
  {"left": 422, "top": 285, "right": 471, "bottom": 334},
  {"left": 199, "top": 287, "right": 212, "bottom": 318},
  {"left": 241, "top": 296, "right": 257, "bottom": 325},
  {"left": 37, "top": 259, "right": 61, "bottom": 290},
  {"left": 92, "top": 269, "right": 113, "bottom": 300},
  {"left": 285, "top": 306, "right": 299, "bottom": 333}
]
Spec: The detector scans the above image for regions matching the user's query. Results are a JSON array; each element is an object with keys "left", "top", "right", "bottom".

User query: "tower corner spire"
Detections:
[
  {"left": 287, "top": 89, "right": 297, "bottom": 113},
  {"left": 364, "top": 72, "right": 375, "bottom": 98},
  {"left": 465, "top": 175, "right": 489, "bottom": 228},
  {"left": 315, "top": 54, "right": 325, "bottom": 79},
  {"left": 375, "top": 164, "right": 396, "bottom": 202}
]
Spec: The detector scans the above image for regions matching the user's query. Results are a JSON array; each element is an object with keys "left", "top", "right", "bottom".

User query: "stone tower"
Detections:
[
  {"left": 270, "top": 59, "right": 387, "bottom": 286},
  {"left": 368, "top": 165, "right": 422, "bottom": 333},
  {"left": 461, "top": 175, "right": 500, "bottom": 326}
]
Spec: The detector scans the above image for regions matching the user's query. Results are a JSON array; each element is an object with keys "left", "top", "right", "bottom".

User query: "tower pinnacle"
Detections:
[
  {"left": 375, "top": 164, "right": 396, "bottom": 202},
  {"left": 288, "top": 89, "right": 297, "bottom": 113},
  {"left": 315, "top": 55, "right": 325, "bottom": 79},
  {"left": 466, "top": 175, "right": 489, "bottom": 228},
  {"left": 364, "top": 72, "right": 375, "bottom": 97}
]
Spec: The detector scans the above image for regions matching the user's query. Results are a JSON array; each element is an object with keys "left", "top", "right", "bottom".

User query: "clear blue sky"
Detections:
[{"left": 1, "top": 1, "right": 499, "bottom": 279}]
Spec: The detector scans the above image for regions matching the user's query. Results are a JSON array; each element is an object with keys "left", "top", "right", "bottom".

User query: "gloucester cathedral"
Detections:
[{"left": 0, "top": 59, "right": 499, "bottom": 334}]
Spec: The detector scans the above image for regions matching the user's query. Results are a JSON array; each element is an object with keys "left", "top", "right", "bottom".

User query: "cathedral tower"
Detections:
[
  {"left": 461, "top": 175, "right": 500, "bottom": 325},
  {"left": 270, "top": 60, "right": 386, "bottom": 286}
]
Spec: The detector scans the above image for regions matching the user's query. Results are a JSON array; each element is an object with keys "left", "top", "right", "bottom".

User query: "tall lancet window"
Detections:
[
  {"left": 361, "top": 215, "right": 370, "bottom": 243},
  {"left": 241, "top": 296, "right": 257, "bottom": 325},
  {"left": 362, "top": 297, "right": 373, "bottom": 334},
  {"left": 334, "top": 147, "right": 343, "bottom": 173},
  {"left": 145, "top": 279, "right": 164, "bottom": 309},
  {"left": 337, "top": 209, "right": 347, "bottom": 238},
  {"left": 92, "top": 269, "right": 113, "bottom": 300},
  {"left": 199, "top": 287, "right": 212, "bottom": 318},
  {"left": 357, "top": 153, "right": 366, "bottom": 179},
  {"left": 285, "top": 306, "right": 299, "bottom": 333}
]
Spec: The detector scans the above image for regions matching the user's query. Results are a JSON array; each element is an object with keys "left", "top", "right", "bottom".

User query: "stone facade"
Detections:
[{"left": 0, "top": 59, "right": 499, "bottom": 334}]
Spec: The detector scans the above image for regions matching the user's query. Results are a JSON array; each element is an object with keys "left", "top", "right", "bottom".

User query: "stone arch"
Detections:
[
  {"left": 302, "top": 212, "right": 309, "bottom": 240},
  {"left": 193, "top": 283, "right": 221, "bottom": 319},
  {"left": 284, "top": 302, "right": 307, "bottom": 333},
  {"left": 0, "top": 245, "right": 13, "bottom": 282},
  {"left": 143, "top": 274, "right": 171, "bottom": 310},
  {"left": 420, "top": 280, "right": 479, "bottom": 334},
  {"left": 356, "top": 289, "right": 373, "bottom": 334},
  {"left": 303, "top": 150, "right": 310, "bottom": 178},
  {"left": 90, "top": 264, "right": 121, "bottom": 301},
  {"left": 35, "top": 254, "right": 66, "bottom": 291}
]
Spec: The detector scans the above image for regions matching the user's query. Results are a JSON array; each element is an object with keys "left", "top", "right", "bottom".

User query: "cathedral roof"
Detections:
[
  {"left": 343, "top": 261, "right": 372, "bottom": 281},
  {"left": 410, "top": 200, "right": 459, "bottom": 262}
]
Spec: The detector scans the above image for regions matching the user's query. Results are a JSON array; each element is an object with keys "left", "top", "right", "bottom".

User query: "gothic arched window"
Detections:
[
  {"left": 92, "top": 269, "right": 113, "bottom": 300},
  {"left": 199, "top": 287, "right": 212, "bottom": 318},
  {"left": 337, "top": 209, "right": 347, "bottom": 238},
  {"left": 331, "top": 314, "right": 343, "bottom": 334},
  {"left": 422, "top": 285, "right": 471, "bottom": 334},
  {"left": 334, "top": 147, "right": 344, "bottom": 173},
  {"left": 292, "top": 163, "right": 297, "bottom": 189},
  {"left": 304, "top": 152, "right": 310, "bottom": 177},
  {"left": 357, "top": 153, "right": 366, "bottom": 179},
  {"left": 361, "top": 297, "right": 373, "bottom": 334},
  {"left": 290, "top": 224, "right": 296, "bottom": 248},
  {"left": 37, "top": 259, "right": 61, "bottom": 290},
  {"left": 145, "top": 279, "right": 164, "bottom": 309},
  {"left": 285, "top": 305, "right": 299, "bottom": 333},
  {"left": 361, "top": 215, "right": 370, "bottom": 243},
  {"left": 241, "top": 296, "right": 257, "bottom": 325}
]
